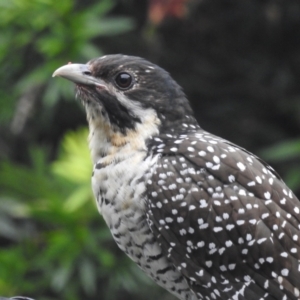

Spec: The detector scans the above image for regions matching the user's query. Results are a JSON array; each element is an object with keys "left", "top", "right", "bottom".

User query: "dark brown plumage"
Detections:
[{"left": 53, "top": 54, "right": 300, "bottom": 300}]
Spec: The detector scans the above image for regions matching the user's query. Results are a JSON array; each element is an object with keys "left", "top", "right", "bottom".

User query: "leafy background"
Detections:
[{"left": 0, "top": 0, "right": 300, "bottom": 299}]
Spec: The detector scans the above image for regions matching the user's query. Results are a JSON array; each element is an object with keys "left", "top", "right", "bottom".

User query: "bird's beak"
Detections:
[{"left": 52, "top": 63, "right": 106, "bottom": 89}]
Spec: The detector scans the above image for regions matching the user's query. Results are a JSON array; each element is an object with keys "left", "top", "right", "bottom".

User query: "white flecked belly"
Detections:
[{"left": 91, "top": 152, "right": 196, "bottom": 300}]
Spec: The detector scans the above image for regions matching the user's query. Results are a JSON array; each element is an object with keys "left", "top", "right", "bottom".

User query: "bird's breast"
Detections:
[{"left": 91, "top": 150, "right": 196, "bottom": 300}]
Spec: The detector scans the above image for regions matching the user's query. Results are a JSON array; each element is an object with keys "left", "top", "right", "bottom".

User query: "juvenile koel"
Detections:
[{"left": 53, "top": 55, "right": 300, "bottom": 300}]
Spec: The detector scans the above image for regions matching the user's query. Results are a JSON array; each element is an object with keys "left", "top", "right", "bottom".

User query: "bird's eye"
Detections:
[{"left": 115, "top": 72, "right": 133, "bottom": 90}]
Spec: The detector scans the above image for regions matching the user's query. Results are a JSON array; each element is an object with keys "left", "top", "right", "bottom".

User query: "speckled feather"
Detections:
[
  {"left": 147, "top": 130, "right": 300, "bottom": 300},
  {"left": 53, "top": 54, "right": 300, "bottom": 300}
]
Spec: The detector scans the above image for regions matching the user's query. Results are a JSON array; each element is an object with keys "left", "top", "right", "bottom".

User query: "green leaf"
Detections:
[
  {"left": 260, "top": 139, "right": 300, "bottom": 161},
  {"left": 79, "top": 258, "right": 97, "bottom": 295},
  {"left": 63, "top": 185, "right": 93, "bottom": 212},
  {"left": 51, "top": 264, "right": 73, "bottom": 292},
  {"left": 52, "top": 128, "right": 92, "bottom": 183},
  {"left": 82, "top": 17, "right": 135, "bottom": 39}
]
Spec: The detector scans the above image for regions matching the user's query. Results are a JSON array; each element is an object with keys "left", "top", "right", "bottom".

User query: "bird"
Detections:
[{"left": 53, "top": 54, "right": 300, "bottom": 300}]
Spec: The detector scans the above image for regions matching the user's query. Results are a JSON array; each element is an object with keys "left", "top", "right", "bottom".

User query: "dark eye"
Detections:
[{"left": 115, "top": 72, "right": 133, "bottom": 89}]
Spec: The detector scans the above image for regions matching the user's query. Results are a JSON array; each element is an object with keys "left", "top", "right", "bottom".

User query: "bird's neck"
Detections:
[{"left": 87, "top": 110, "right": 161, "bottom": 165}]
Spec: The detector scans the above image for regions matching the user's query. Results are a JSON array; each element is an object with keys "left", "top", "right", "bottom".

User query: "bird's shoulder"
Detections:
[
  {"left": 148, "top": 129, "right": 284, "bottom": 199},
  {"left": 145, "top": 129, "right": 300, "bottom": 299},
  {"left": 146, "top": 129, "right": 300, "bottom": 226}
]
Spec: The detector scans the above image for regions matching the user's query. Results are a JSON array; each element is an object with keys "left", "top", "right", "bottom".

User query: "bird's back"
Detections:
[{"left": 147, "top": 128, "right": 300, "bottom": 300}]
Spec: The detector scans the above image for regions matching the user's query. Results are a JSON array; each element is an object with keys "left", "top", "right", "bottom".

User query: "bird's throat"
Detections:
[{"left": 87, "top": 106, "right": 161, "bottom": 166}]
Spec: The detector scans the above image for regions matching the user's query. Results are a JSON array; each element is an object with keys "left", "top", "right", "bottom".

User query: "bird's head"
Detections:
[{"left": 53, "top": 54, "right": 197, "bottom": 136}]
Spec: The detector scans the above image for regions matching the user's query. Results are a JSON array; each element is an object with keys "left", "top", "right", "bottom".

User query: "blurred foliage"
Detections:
[
  {"left": 261, "top": 139, "right": 300, "bottom": 190},
  {"left": 0, "top": 0, "right": 133, "bottom": 125},
  {"left": 52, "top": 129, "right": 92, "bottom": 212}
]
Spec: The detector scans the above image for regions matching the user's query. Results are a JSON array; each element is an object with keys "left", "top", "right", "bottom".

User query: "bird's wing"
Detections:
[{"left": 146, "top": 131, "right": 300, "bottom": 300}]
